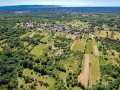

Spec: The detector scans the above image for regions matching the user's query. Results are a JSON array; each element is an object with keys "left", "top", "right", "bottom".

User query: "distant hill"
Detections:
[{"left": 0, "top": 5, "right": 61, "bottom": 9}]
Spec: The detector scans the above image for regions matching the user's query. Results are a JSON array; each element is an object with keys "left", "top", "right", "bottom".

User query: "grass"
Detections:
[
  {"left": 23, "top": 69, "right": 55, "bottom": 88},
  {"left": 30, "top": 44, "right": 49, "bottom": 56},
  {"left": 85, "top": 39, "right": 94, "bottom": 54},
  {"left": 92, "top": 39, "right": 97, "bottom": 45},
  {"left": 0, "top": 46, "right": 3, "bottom": 51},
  {"left": 100, "top": 31, "right": 111, "bottom": 37},
  {"left": 0, "top": 39, "right": 6, "bottom": 44},
  {"left": 20, "top": 32, "right": 31, "bottom": 38},
  {"left": 40, "top": 31, "right": 48, "bottom": 36},
  {"left": 24, "top": 42, "right": 28, "bottom": 47},
  {"left": 93, "top": 30, "right": 100, "bottom": 35},
  {"left": 66, "top": 34, "right": 72, "bottom": 38},
  {"left": 55, "top": 31, "right": 61, "bottom": 36},
  {"left": 72, "top": 87, "right": 82, "bottom": 90},
  {"left": 115, "top": 32, "right": 120, "bottom": 40},
  {"left": 72, "top": 39, "right": 86, "bottom": 52},
  {"left": 29, "top": 31, "right": 36, "bottom": 38},
  {"left": 89, "top": 55, "right": 100, "bottom": 87},
  {"left": 61, "top": 33, "right": 66, "bottom": 37},
  {"left": 41, "top": 36, "right": 49, "bottom": 42}
]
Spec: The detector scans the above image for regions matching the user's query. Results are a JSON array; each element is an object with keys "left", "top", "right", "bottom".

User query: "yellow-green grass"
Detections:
[
  {"left": 0, "top": 46, "right": 3, "bottom": 51},
  {"left": 58, "top": 71, "right": 67, "bottom": 83},
  {"left": 36, "top": 85, "right": 49, "bottom": 90},
  {"left": 26, "top": 44, "right": 33, "bottom": 50},
  {"left": 41, "top": 36, "right": 49, "bottom": 42},
  {"left": 24, "top": 42, "right": 28, "bottom": 47},
  {"left": 106, "top": 50, "right": 119, "bottom": 66},
  {"left": 0, "top": 39, "right": 7, "bottom": 44},
  {"left": 83, "top": 34, "right": 89, "bottom": 39},
  {"left": 29, "top": 31, "right": 36, "bottom": 38},
  {"left": 72, "top": 39, "right": 86, "bottom": 52},
  {"left": 89, "top": 55, "right": 100, "bottom": 87},
  {"left": 30, "top": 44, "right": 49, "bottom": 56},
  {"left": 23, "top": 69, "right": 55, "bottom": 87},
  {"left": 100, "top": 31, "right": 111, "bottom": 37},
  {"left": 60, "top": 54, "right": 79, "bottom": 72},
  {"left": 40, "top": 31, "right": 48, "bottom": 36},
  {"left": 93, "top": 30, "right": 100, "bottom": 35},
  {"left": 115, "top": 32, "right": 120, "bottom": 40},
  {"left": 47, "top": 39, "right": 54, "bottom": 44},
  {"left": 61, "top": 33, "right": 66, "bottom": 37},
  {"left": 55, "top": 31, "right": 61, "bottom": 36},
  {"left": 102, "top": 24, "right": 109, "bottom": 31},
  {"left": 20, "top": 32, "right": 31, "bottom": 38},
  {"left": 66, "top": 34, "right": 72, "bottom": 38},
  {"left": 92, "top": 39, "right": 97, "bottom": 45},
  {"left": 72, "top": 87, "right": 82, "bottom": 90},
  {"left": 85, "top": 40, "right": 94, "bottom": 54}
]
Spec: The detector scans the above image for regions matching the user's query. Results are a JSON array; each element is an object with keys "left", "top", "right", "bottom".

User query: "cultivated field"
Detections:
[
  {"left": 93, "top": 45, "right": 99, "bottom": 56},
  {"left": 89, "top": 55, "right": 100, "bottom": 87},
  {"left": 30, "top": 44, "right": 49, "bottom": 56},
  {"left": 78, "top": 54, "right": 89, "bottom": 87},
  {"left": 71, "top": 39, "right": 86, "bottom": 52},
  {"left": 85, "top": 39, "right": 94, "bottom": 54},
  {"left": 66, "top": 33, "right": 72, "bottom": 38}
]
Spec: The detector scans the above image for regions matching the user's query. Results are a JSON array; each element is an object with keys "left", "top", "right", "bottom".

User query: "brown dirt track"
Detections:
[
  {"left": 93, "top": 45, "right": 99, "bottom": 56},
  {"left": 78, "top": 54, "right": 89, "bottom": 87}
]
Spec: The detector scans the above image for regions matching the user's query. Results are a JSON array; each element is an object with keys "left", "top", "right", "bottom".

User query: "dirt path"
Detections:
[
  {"left": 78, "top": 54, "right": 89, "bottom": 87},
  {"left": 93, "top": 45, "right": 99, "bottom": 56},
  {"left": 70, "top": 41, "right": 75, "bottom": 50}
]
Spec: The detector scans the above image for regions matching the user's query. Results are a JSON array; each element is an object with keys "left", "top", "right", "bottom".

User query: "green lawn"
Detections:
[
  {"left": 72, "top": 39, "right": 86, "bottom": 52},
  {"left": 0, "top": 46, "right": 3, "bottom": 51},
  {"left": 24, "top": 42, "right": 29, "bottom": 47},
  {"left": 30, "top": 44, "right": 49, "bottom": 56}
]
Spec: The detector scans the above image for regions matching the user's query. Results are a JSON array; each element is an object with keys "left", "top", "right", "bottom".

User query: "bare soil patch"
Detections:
[
  {"left": 78, "top": 54, "right": 89, "bottom": 87},
  {"left": 93, "top": 45, "right": 99, "bottom": 56}
]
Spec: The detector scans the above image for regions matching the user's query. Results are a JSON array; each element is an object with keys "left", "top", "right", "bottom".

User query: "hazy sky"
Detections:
[{"left": 0, "top": 0, "right": 120, "bottom": 6}]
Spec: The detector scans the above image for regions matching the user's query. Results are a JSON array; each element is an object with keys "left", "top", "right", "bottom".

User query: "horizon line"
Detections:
[{"left": 0, "top": 4, "right": 120, "bottom": 7}]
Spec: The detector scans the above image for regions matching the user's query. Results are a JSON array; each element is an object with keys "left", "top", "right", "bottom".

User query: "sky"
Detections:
[{"left": 0, "top": 0, "right": 120, "bottom": 7}]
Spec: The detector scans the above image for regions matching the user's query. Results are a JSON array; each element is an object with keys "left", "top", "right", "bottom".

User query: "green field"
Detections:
[
  {"left": 24, "top": 42, "right": 29, "bottom": 47},
  {"left": 66, "top": 34, "right": 72, "bottom": 38},
  {"left": 30, "top": 44, "right": 49, "bottom": 56},
  {"left": 100, "top": 31, "right": 111, "bottom": 37},
  {"left": 55, "top": 31, "right": 61, "bottom": 36},
  {"left": 89, "top": 55, "right": 100, "bottom": 87},
  {"left": 41, "top": 36, "right": 49, "bottom": 42},
  {"left": 72, "top": 39, "right": 86, "bottom": 52},
  {"left": 85, "top": 39, "right": 94, "bottom": 54},
  {"left": 20, "top": 32, "right": 32, "bottom": 38}
]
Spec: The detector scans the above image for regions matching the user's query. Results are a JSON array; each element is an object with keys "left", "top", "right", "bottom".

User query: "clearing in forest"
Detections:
[
  {"left": 29, "top": 31, "right": 37, "bottom": 37},
  {"left": 30, "top": 44, "right": 49, "bottom": 56},
  {"left": 78, "top": 54, "right": 89, "bottom": 87},
  {"left": 66, "top": 34, "right": 72, "bottom": 38},
  {"left": 89, "top": 55, "right": 100, "bottom": 88},
  {"left": 93, "top": 45, "right": 99, "bottom": 56},
  {"left": 71, "top": 39, "right": 86, "bottom": 52}
]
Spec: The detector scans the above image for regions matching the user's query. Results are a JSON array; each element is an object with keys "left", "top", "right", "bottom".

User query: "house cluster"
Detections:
[{"left": 55, "top": 49, "right": 64, "bottom": 56}]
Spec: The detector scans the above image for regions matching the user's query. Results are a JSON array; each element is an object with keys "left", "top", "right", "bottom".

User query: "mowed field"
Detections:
[
  {"left": 30, "top": 44, "right": 49, "bottom": 56},
  {"left": 71, "top": 39, "right": 86, "bottom": 52},
  {"left": 89, "top": 55, "right": 100, "bottom": 87}
]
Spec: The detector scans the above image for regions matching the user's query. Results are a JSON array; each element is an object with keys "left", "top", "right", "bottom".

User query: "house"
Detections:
[
  {"left": 74, "top": 32, "right": 79, "bottom": 35},
  {"left": 100, "top": 36, "right": 104, "bottom": 40},
  {"left": 55, "top": 52, "right": 59, "bottom": 56}
]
